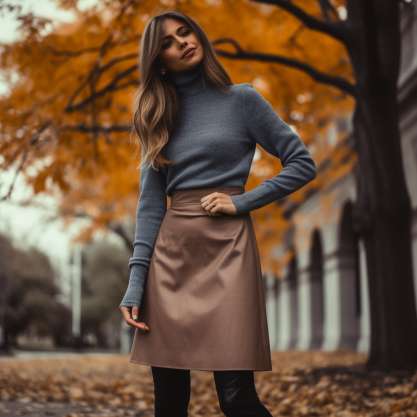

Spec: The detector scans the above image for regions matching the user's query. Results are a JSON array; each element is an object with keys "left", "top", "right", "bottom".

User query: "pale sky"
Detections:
[
  {"left": 0, "top": 0, "right": 98, "bottom": 92},
  {"left": 0, "top": 1, "right": 72, "bottom": 43},
  {"left": 0, "top": 0, "right": 117, "bottom": 300}
]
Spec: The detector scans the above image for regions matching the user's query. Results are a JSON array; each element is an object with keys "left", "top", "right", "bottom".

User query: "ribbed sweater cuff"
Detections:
[{"left": 119, "top": 263, "right": 148, "bottom": 308}]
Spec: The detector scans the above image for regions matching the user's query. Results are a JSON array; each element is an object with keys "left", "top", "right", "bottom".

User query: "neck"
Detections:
[{"left": 169, "top": 64, "right": 207, "bottom": 97}]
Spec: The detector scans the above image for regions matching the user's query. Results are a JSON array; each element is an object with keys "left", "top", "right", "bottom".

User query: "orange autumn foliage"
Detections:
[{"left": 0, "top": 0, "right": 355, "bottom": 278}]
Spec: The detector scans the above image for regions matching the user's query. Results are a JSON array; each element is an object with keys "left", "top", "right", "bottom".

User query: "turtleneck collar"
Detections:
[{"left": 168, "top": 63, "right": 207, "bottom": 97}]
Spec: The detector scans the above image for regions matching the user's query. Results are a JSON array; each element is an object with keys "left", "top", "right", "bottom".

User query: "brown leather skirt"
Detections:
[{"left": 129, "top": 186, "right": 272, "bottom": 372}]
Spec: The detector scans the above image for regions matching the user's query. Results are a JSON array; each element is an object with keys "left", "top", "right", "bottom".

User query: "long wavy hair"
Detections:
[{"left": 133, "top": 10, "right": 233, "bottom": 171}]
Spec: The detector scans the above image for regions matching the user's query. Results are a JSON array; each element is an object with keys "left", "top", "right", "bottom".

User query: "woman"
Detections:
[{"left": 119, "top": 10, "right": 316, "bottom": 417}]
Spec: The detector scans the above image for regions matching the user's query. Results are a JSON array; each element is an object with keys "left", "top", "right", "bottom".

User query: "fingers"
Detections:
[
  {"left": 128, "top": 318, "right": 150, "bottom": 332},
  {"left": 119, "top": 305, "right": 131, "bottom": 321},
  {"left": 200, "top": 192, "right": 219, "bottom": 208},
  {"left": 119, "top": 306, "right": 150, "bottom": 332},
  {"left": 200, "top": 192, "right": 223, "bottom": 215},
  {"left": 200, "top": 191, "right": 219, "bottom": 204},
  {"left": 129, "top": 306, "right": 150, "bottom": 331},
  {"left": 200, "top": 193, "right": 237, "bottom": 216},
  {"left": 200, "top": 192, "right": 238, "bottom": 215},
  {"left": 132, "top": 306, "right": 139, "bottom": 320}
]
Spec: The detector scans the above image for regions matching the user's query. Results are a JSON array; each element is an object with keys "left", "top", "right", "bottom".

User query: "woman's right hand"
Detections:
[{"left": 119, "top": 305, "right": 150, "bottom": 332}]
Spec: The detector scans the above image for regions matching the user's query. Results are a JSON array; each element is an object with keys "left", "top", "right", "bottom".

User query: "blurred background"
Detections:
[{"left": 0, "top": 0, "right": 416, "bottom": 373}]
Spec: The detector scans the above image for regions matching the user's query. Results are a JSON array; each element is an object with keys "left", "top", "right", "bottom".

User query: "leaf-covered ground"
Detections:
[{"left": 1, "top": 350, "right": 417, "bottom": 417}]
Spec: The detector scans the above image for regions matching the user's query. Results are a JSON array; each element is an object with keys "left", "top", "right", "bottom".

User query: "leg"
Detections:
[
  {"left": 151, "top": 366, "right": 191, "bottom": 417},
  {"left": 213, "top": 370, "right": 273, "bottom": 417}
]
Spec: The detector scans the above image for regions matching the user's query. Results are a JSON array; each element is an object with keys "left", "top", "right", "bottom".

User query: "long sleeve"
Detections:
[
  {"left": 119, "top": 156, "right": 167, "bottom": 308},
  {"left": 230, "top": 84, "right": 317, "bottom": 215}
]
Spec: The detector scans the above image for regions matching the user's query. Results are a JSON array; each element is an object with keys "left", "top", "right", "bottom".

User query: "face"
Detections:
[{"left": 159, "top": 17, "right": 204, "bottom": 73}]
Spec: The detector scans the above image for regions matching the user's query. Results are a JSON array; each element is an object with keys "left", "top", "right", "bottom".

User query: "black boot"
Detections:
[{"left": 213, "top": 370, "right": 273, "bottom": 417}]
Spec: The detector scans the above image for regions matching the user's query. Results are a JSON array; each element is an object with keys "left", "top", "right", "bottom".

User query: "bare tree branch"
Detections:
[
  {"left": 65, "top": 65, "right": 138, "bottom": 112},
  {"left": 251, "top": 0, "right": 351, "bottom": 45},
  {"left": 0, "top": 149, "right": 29, "bottom": 202},
  {"left": 108, "top": 221, "right": 133, "bottom": 251},
  {"left": 0, "top": 122, "right": 51, "bottom": 201},
  {"left": 43, "top": 35, "right": 140, "bottom": 58},
  {"left": 47, "top": 206, "right": 134, "bottom": 251},
  {"left": 213, "top": 38, "right": 357, "bottom": 97},
  {"left": 60, "top": 123, "right": 131, "bottom": 133},
  {"left": 43, "top": 44, "right": 103, "bottom": 57},
  {"left": 57, "top": 0, "right": 139, "bottom": 114},
  {"left": 318, "top": 0, "right": 340, "bottom": 22}
]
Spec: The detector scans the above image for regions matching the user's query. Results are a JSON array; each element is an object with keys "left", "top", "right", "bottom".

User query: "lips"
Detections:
[{"left": 182, "top": 47, "right": 196, "bottom": 59}]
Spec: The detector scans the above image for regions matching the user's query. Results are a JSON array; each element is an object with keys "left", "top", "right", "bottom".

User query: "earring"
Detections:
[{"left": 161, "top": 68, "right": 166, "bottom": 76}]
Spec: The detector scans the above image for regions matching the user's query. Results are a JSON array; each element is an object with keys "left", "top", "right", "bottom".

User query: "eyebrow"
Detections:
[{"left": 162, "top": 24, "right": 187, "bottom": 41}]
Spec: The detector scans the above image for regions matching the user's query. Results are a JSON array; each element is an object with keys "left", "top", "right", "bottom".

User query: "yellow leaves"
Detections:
[
  {"left": 0, "top": 0, "right": 356, "bottom": 277},
  {"left": 30, "top": 165, "right": 50, "bottom": 193},
  {"left": 2, "top": 351, "right": 417, "bottom": 416}
]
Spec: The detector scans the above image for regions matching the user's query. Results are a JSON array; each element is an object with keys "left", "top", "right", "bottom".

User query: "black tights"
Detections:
[{"left": 151, "top": 366, "right": 273, "bottom": 417}]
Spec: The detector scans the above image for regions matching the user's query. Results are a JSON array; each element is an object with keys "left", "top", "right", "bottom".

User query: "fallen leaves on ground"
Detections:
[{"left": 0, "top": 350, "right": 416, "bottom": 416}]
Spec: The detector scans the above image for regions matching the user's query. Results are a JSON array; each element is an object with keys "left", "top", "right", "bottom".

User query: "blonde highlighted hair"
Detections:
[{"left": 132, "top": 10, "right": 232, "bottom": 171}]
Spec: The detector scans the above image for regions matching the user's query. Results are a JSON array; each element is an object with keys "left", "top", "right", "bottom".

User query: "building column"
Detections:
[
  {"left": 277, "top": 277, "right": 292, "bottom": 350},
  {"left": 357, "top": 239, "right": 371, "bottom": 353},
  {"left": 265, "top": 272, "right": 279, "bottom": 350},
  {"left": 338, "top": 249, "right": 361, "bottom": 349},
  {"left": 322, "top": 251, "right": 341, "bottom": 351},
  {"left": 296, "top": 267, "right": 312, "bottom": 350}
]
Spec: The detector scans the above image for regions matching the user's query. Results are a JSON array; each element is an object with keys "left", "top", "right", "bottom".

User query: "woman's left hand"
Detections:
[{"left": 200, "top": 192, "right": 237, "bottom": 216}]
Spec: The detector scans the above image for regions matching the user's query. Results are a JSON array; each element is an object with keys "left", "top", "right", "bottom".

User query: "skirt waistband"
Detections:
[{"left": 170, "top": 186, "right": 244, "bottom": 210}]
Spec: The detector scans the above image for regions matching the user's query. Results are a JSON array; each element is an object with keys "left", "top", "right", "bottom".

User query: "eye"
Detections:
[
  {"left": 180, "top": 27, "right": 191, "bottom": 36},
  {"left": 160, "top": 26, "right": 192, "bottom": 50},
  {"left": 161, "top": 40, "right": 171, "bottom": 49}
]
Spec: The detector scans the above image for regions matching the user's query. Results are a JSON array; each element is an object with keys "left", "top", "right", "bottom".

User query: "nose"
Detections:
[{"left": 178, "top": 43, "right": 187, "bottom": 55}]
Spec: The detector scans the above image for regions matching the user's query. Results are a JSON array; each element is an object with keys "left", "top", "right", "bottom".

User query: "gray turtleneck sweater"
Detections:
[{"left": 119, "top": 64, "right": 317, "bottom": 308}]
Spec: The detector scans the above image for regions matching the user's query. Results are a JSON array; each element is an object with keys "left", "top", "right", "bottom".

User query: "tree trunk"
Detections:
[
  {"left": 353, "top": 102, "right": 417, "bottom": 370},
  {"left": 348, "top": 0, "right": 417, "bottom": 370}
]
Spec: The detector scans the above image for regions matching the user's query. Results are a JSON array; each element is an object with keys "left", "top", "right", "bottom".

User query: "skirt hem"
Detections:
[{"left": 128, "top": 357, "right": 272, "bottom": 372}]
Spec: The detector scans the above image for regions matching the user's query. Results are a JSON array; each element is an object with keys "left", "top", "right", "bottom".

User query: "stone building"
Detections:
[{"left": 264, "top": 2, "right": 417, "bottom": 353}]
